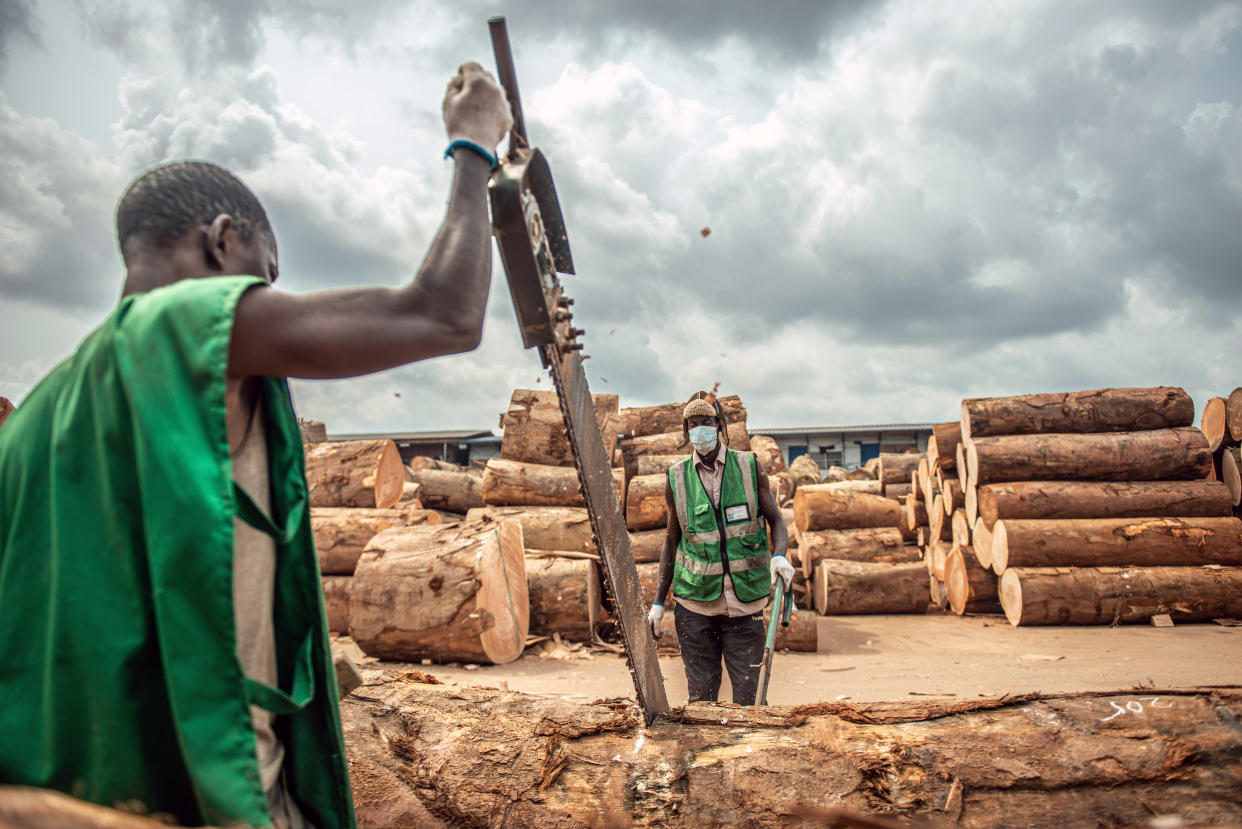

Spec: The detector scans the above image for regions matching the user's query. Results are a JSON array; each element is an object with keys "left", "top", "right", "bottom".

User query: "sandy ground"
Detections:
[{"left": 336, "top": 612, "right": 1242, "bottom": 706}]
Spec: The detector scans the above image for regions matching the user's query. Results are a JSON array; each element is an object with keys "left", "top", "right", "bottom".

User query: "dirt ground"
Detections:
[{"left": 335, "top": 611, "right": 1242, "bottom": 706}]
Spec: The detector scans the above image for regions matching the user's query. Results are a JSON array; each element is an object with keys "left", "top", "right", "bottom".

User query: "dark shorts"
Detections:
[{"left": 673, "top": 602, "right": 766, "bottom": 705}]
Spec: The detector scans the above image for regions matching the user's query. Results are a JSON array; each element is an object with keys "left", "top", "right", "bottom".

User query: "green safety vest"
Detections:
[
  {"left": 668, "top": 448, "right": 770, "bottom": 603},
  {"left": 0, "top": 275, "right": 354, "bottom": 828}
]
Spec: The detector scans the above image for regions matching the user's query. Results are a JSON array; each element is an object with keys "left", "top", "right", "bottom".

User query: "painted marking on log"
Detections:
[{"left": 1100, "top": 696, "right": 1172, "bottom": 722}]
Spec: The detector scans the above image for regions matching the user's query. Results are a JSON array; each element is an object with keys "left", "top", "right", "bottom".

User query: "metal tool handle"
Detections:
[{"left": 488, "top": 16, "right": 528, "bottom": 152}]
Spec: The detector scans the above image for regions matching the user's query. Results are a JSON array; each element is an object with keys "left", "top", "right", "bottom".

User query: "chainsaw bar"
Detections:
[{"left": 487, "top": 16, "right": 668, "bottom": 725}]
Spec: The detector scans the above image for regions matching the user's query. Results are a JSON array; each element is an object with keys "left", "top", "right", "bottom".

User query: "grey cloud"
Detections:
[
  {"left": 457, "top": 0, "right": 885, "bottom": 63},
  {"left": 0, "top": 0, "right": 40, "bottom": 70}
]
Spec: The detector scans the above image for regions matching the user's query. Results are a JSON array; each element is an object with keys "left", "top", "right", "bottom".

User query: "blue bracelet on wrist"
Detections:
[
  {"left": 444, "top": 139, "right": 498, "bottom": 170},
  {"left": 652, "top": 601, "right": 663, "bottom": 608}
]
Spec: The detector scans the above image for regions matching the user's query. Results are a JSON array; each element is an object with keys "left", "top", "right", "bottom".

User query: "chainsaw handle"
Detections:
[{"left": 488, "top": 16, "right": 528, "bottom": 152}]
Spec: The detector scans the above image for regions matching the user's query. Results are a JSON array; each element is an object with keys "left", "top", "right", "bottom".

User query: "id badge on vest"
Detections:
[{"left": 724, "top": 503, "right": 751, "bottom": 523}]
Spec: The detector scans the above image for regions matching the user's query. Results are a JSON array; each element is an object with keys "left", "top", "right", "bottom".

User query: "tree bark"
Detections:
[
  {"left": 629, "top": 529, "right": 665, "bottom": 563},
  {"left": 972, "top": 517, "right": 995, "bottom": 570},
  {"left": 626, "top": 473, "right": 669, "bottom": 531},
  {"left": 798, "top": 527, "right": 913, "bottom": 580},
  {"left": 312, "top": 506, "right": 441, "bottom": 574},
  {"left": 930, "top": 421, "right": 960, "bottom": 470},
  {"left": 351, "top": 520, "right": 528, "bottom": 664},
  {"left": 884, "top": 483, "right": 911, "bottom": 501},
  {"left": 340, "top": 677, "right": 1242, "bottom": 829},
  {"left": 944, "top": 546, "right": 999, "bottom": 615},
  {"left": 812, "top": 479, "right": 883, "bottom": 495},
  {"left": 525, "top": 555, "right": 602, "bottom": 641},
  {"left": 481, "top": 458, "right": 624, "bottom": 508},
  {"left": 788, "top": 454, "right": 822, "bottom": 486},
  {"left": 814, "top": 560, "right": 928, "bottom": 614},
  {"left": 977, "top": 480, "right": 1234, "bottom": 529},
  {"left": 635, "top": 454, "right": 687, "bottom": 476},
  {"left": 961, "top": 386, "right": 1194, "bottom": 440},
  {"left": 305, "top": 439, "right": 405, "bottom": 509},
  {"left": 846, "top": 466, "right": 876, "bottom": 481},
  {"left": 992, "top": 516, "right": 1242, "bottom": 574},
  {"left": 322, "top": 575, "right": 351, "bottom": 633},
  {"left": 824, "top": 465, "right": 848, "bottom": 482},
  {"left": 409, "top": 467, "right": 485, "bottom": 514},
  {"left": 749, "top": 434, "right": 787, "bottom": 475},
  {"left": 792, "top": 487, "right": 903, "bottom": 533},
  {"left": 966, "top": 427, "right": 1212, "bottom": 485},
  {"left": 878, "top": 453, "right": 921, "bottom": 486},
  {"left": 999, "top": 565, "right": 1242, "bottom": 626},
  {"left": 611, "top": 395, "right": 746, "bottom": 439},
  {"left": 465, "top": 506, "right": 596, "bottom": 553},
  {"left": 499, "top": 389, "right": 619, "bottom": 467},
  {"left": 409, "top": 456, "right": 469, "bottom": 473},
  {"left": 620, "top": 423, "right": 751, "bottom": 457}
]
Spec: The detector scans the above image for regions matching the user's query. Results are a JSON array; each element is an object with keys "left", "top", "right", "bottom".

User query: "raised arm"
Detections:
[{"left": 228, "top": 62, "right": 513, "bottom": 380}]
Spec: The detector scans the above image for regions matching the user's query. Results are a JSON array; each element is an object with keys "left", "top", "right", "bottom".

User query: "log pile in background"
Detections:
[{"left": 954, "top": 386, "right": 1242, "bottom": 626}]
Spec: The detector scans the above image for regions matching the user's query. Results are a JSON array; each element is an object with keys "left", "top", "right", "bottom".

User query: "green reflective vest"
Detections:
[
  {"left": 668, "top": 448, "right": 770, "bottom": 603},
  {"left": 0, "top": 275, "right": 354, "bottom": 828}
]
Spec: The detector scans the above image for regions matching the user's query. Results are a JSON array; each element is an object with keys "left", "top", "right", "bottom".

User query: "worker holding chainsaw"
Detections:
[
  {"left": 0, "top": 63, "right": 511, "bottom": 828},
  {"left": 647, "top": 392, "right": 794, "bottom": 705}
]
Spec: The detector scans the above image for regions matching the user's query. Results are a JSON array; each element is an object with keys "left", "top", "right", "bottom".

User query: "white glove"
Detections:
[
  {"left": 647, "top": 603, "right": 665, "bottom": 640},
  {"left": 771, "top": 554, "right": 795, "bottom": 592},
  {"left": 442, "top": 61, "right": 514, "bottom": 152}
]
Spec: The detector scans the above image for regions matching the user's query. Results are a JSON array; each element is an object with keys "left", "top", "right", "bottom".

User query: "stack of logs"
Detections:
[
  {"left": 950, "top": 387, "right": 1242, "bottom": 626},
  {"left": 787, "top": 452, "right": 930, "bottom": 617}
]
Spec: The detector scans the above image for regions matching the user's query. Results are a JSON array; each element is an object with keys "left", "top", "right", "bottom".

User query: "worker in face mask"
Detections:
[{"left": 646, "top": 391, "right": 792, "bottom": 705}]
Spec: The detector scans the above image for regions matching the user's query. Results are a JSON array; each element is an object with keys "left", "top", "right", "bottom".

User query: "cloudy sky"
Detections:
[{"left": 2, "top": 0, "right": 1240, "bottom": 434}]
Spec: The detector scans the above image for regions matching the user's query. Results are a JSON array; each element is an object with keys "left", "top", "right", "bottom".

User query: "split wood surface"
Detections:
[{"left": 342, "top": 677, "right": 1242, "bottom": 828}]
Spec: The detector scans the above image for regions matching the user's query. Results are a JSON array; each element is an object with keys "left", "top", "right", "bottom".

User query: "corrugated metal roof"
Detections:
[
  {"left": 329, "top": 429, "right": 496, "bottom": 442},
  {"left": 751, "top": 424, "right": 936, "bottom": 436}
]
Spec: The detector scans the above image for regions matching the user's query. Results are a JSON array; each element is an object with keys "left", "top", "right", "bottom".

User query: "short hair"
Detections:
[
  {"left": 116, "top": 161, "right": 272, "bottom": 250},
  {"left": 681, "top": 390, "right": 729, "bottom": 449}
]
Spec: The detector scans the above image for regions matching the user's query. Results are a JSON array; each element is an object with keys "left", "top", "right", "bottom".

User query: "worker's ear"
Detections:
[{"left": 204, "top": 214, "right": 236, "bottom": 271}]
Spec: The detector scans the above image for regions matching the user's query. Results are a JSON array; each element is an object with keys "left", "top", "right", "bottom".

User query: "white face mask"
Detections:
[{"left": 688, "top": 425, "right": 718, "bottom": 453}]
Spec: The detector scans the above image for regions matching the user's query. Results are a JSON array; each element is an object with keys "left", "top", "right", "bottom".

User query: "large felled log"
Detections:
[
  {"left": 991, "top": 516, "right": 1242, "bottom": 574},
  {"left": 305, "top": 439, "right": 404, "bottom": 509},
  {"left": 351, "top": 520, "right": 528, "bottom": 664},
  {"left": 798, "top": 527, "right": 913, "bottom": 579},
  {"left": 925, "top": 539, "right": 950, "bottom": 581},
  {"left": 611, "top": 395, "right": 746, "bottom": 439},
  {"left": 951, "top": 509, "right": 971, "bottom": 548},
  {"left": 635, "top": 454, "right": 687, "bottom": 476},
  {"left": 814, "top": 559, "right": 928, "bottom": 614},
  {"left": 749, "top": 434, "right": 787, "bottom": 474},
  {"left": 1228, "top": 387, "right": 1242, "bottom": 442},
  {"left": 877, "top": 453, "right": 921, "bottom": 486},
  {"left": 999, "top": 565, "right": 1242, "bottom": 626},
  {"left": 945, "top": 546, "right": 999, "bottom": 615},
  {"left": 793, "top": 486, "right": 904, "bottom": 533},
  {"left": 322, "top": 575, "right": 351, "bottom": 633},
  {"left": 939, "top": 476, "right": 963, "bottom": 515},
  {"left": 1201, "top": 397, "right": 1229, "bottom": 452},
  {"left": 629, "top": 529, "right": 665, "bottom": 563},
  {"left": 929, "top": 421, "right": 960, "bottom": 470},
  {"left": 409, "top": 467, "right": 484, "bottom": 514},
  {"left": 814, "top": 479, "right": 882, "bottom": 495},
  {"left": 976, "top": 480, "right": 1234, "bottom": 529},
  {"left": 312, "top": 506, "right": 440, "bottom": 574},
  {"left": 620, "top": 423, "right": 751, "bottom": 457},
  {"left": 465, "top": 506, "right": 595, "bottom": 553},
  {"left": 884, "top": 482, "right": 911, "bottom": 501},
  {"left": 967, "top": 427, "right": 1212, "bottom": 485},
  {"left": 626, "top": 473, "right": 668, "bottom": 531},
  {"left": 409, "top": 456, "right": 466, "bottom": 473},
  {"left": 824, "top": 465, "right": 848, "bottom": 482},
  {"left": 769, "top": 469, "right": 797, "bottom": 506},
  {"left": 961, "top": 386, "right": 1194, "bottom": 440},
  {"left": 846, "top": 466, "right": 876, "bottom": 481},
  {"left": 525, "top": 555, "right": 602, "bottom": 640},
  {"left": 481, "top": 458, "right": 624, "bottom": 508},
  {"left": 1221, "top": 448, "right": 1242, "bottom": 507},
  {"left": 788, "top": 454, "right": 822, "bottom": 486},
  {"left": 342, "top": 676, "right": 1242, "bottom": 829},
  {"left": 927, "top": 495, "right": 952, "bottom": 542},
  {"left": 499, "top": 389, "right": 619, "bottom": 466},
  {"left": 972, "top": 517, "right": 994, "bottom": 570}
]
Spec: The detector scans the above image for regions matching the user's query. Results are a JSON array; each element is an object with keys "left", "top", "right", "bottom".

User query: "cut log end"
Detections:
[
  {"left": 1202, "top": 397, "right": 1228, "bottom": 452},
  {"left": 999, "top": 569, "right": 1023, "bottom": 626}
]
